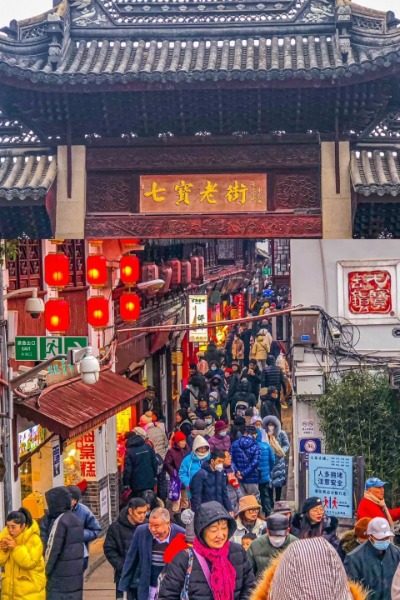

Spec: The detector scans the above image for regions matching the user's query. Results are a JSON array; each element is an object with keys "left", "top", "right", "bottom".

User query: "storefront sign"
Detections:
[
  {"left": 140, "top": 173, "right": 267, "bottom": 214},
  {"left": 18, "top": 425, "right": 46, "bottom": 458},
  {"left": 188, "top": 295, "right": 208, "bottom": 343},
  {"left": 75, "top": 431, "right": 96, "bottom": 480},
  {"left": 308, "top": 453, "right": 353, "bottom": 519},
  {"left": 52, "top": 442, "right": 61, "bottom": 478},
  {"left": 348, "top": 270, "right": 392, "bottom": 314},
  {"left": 15, "top": 336, "right": 88, "bottom": 361}
]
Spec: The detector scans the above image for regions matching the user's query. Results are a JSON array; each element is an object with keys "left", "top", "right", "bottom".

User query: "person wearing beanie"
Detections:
[
  {"left": 231, "top": 495, "right": 266, "bottom": 544},
  {"left": 208, "top": 420, "right": 231, "bottom": 453},
  {"left": 158, "top": 501, "right": 255, "bottom": 600},
  {"left": 247, "top": 513, "right": 297, "bottom": 576},
  {"left": 231, "top": 426, "right": 261, "bottom": 498},
  {"left": 340, "top": 517, "right": 372, "bottom": 555},
  {"left": 179, "top": 436, "right": 211, "bottom": 498},
  {"left": 356, "top": 478, "right": 400, "bottom": 525},
  {"left": 190, "top": 450, "right": 233, "bottom": 514},
  {"left": 251, "top": 537, "right": 368, "bottom": 600},
  {"left": 291, "top": 496, "right": 343, "bottom": 559},
  {"left": 163, "top": 432, "right": 190, "bottom": 514},
  {"left": 345, "top": 517, "right": 400, "bottom": 600},
  {"left": 67, "top": 485, "right": 101, "bottom": 570}
]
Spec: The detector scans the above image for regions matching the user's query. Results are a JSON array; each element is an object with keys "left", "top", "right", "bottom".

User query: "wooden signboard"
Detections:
[{"left": 140, "top": 173, "right": 267, "bottom": 214}]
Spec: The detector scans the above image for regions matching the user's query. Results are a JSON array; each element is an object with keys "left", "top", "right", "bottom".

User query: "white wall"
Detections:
[{"left": 291, "top": 240, "right": 400, "bottom": 354}]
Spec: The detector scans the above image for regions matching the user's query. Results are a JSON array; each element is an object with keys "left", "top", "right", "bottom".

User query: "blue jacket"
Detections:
[
  {"left": 179, "top": 453, "right": 205, "bottom": 489},
  {"left": 118, "top": 523, "right": 185, "bottom": 599},
  {"left": 258, "top": 440, "right": 275, "bottom": 484},
  {"left": 190, "top": 462, "right": 233, "bottom": 513},
  {"left": 72, "top": 502, "right": 102, "bottom": 546},
  {"left": 231, "top": 436, "right": 261, "bottom": 484}
]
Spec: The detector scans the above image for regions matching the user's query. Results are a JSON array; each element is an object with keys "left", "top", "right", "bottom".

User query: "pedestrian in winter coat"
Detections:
[
  {"left": 208, "top": 420, "right": 231, "bottom": 453},
  {"left": 231, "top": 379, "right": 257, "bottom": 415},
  {"left": 250, "top": 334, "right": 269, "bottom": 370},
  {"left": 227, "top": 364, "right": 242, "bottom": 407},
  {"left": 241, "top": 361, "right": 261, "bottom": 399},
  {"left": 260, "top": 386, "right": 281, "bottom": 421},
  {"left": 232, "top": 334, "right": 245, "bottom": 363},
  {"left": 0, "top": 507, "right": 45, "bottom": 600},
  {"left": 356, "top": 477, "right": 400, "bottom": 524},
  {"left": 174, "top": 409, "right": 193, "bottom": 438},
  {"left": 158, "top": 501, "right": 255, "bottom": 600},
  {"left": 251, "top": 537, "right": 368, "bottom": 600},
  {"left": 231, "top": 496, "right": 266, "bottom": 545},
  {"left": 204, "top": 342, "right": 224, "bottom": 367},
  {"left": 345, "top": 517, "right": 400, "bottom": 600},
  {"left": 104, "top": 497, "right": 148, "bottom": 598},
  {"left": 231, "top": 426, "right": 261, "bottom": 496},
  {"left": 139, "top": 413, "right": 169, "bottom": 459},
  {"left": 68, "top": 486, "right": 101, "bottom": 570},
  {"left": 261, "top": 355, "right": 287, "bottom": 397},
  {"left": 190, "top": 450, "right": 233, "bottom": 513},
  {"left": 119, "top": 508, "right": 184, "bottom": 600},
  {"left": 291, "top": 496, "right": 343, "bottom": 559},
  {"left": 43, "top": 486, "right": 84, "bottom": 600},
  {"left": 339, "top": 517, "right": 371, "bottom": 556},
  {"left": 231, "top": 416, "right": 246, "bottom": 442},
  {"left": 180, "top": 375, "right": 208, "bottom": 411},
  {"left": 257, "top": 436, "right": 275, "bottom": 517},
  {"left": 179, "top": 435, "right": 210, "bottom": 493},
  {"left": 247, "top": 513, "right": 297, "bottom": 576},
  {"left": 122, "top": 431, "right": 158, "bottom": 494},
  {"left": 164, "top": 432, "right": 190, "bottom": 513},
  {"left": 195, "top": 398, "right": 218, "bottom": 422},
  {"left": 262, "top": 415, "right": 289, "bottom": 505}
]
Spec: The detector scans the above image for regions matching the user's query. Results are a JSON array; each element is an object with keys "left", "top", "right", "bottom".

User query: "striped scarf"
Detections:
[{"left": 269, "top": 538, "right": 352, "bottom": 600}]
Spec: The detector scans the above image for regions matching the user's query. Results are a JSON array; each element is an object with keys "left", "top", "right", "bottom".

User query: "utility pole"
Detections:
[{"left": 0, "top": 265, "right": 12, "bottom": 518}]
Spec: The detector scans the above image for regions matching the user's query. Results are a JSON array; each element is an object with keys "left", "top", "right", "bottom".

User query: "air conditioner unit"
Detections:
[{"left": 389, "top": 365, "right": 400, "bottom": 390}]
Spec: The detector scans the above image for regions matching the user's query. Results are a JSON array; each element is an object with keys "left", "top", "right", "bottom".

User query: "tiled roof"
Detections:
[
  {"left": 0, "top": 152, "right": 56, "bottom": 200},
  {"left": 1, "top": 34, "right": 400, "bottom": 83},
  {"left": 351, "top": 148, "right": 400, "bottom": 197}
]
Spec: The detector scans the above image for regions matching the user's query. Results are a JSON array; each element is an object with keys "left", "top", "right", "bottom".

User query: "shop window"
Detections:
[
  {"left": 59, "top": 239, "right": 86, "bottom": 287},
  {"left": 273, "top": 239, "right": 290, "bottom": 277},
  {"left": 6, "top": 240, "right": 42, "bottom": 291}
]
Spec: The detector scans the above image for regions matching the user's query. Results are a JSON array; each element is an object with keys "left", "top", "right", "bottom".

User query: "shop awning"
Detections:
[{"left": 15, "top": 370, "right": 146, "bottom": 440}]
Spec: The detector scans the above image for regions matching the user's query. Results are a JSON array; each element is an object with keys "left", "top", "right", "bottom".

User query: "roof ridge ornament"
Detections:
[{"left": 336, "top": 0, "right": 352, "bottom": 62}]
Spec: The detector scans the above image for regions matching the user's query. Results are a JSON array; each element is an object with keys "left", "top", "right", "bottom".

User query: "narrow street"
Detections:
[{"left": 85, "top": 560, "right": 115, "bottom": 599}]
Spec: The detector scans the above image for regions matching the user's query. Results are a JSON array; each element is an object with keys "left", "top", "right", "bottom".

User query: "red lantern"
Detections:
[
  {"left": 87, "top": 255, "right": 107, "bottom": 287},
  {"left": 45, "top": 253, "right": 70, "bottom": 288},
  {"left": 120, "top": 292, "right": 141, "bottom": 322},
  {"left": 45, "top": 298, "right": 70, "bottom": 333},
  {"left": 120, "top": 255, "right": 140, "bottom": 285},
  {"left": 87, "top": 296, "right": 109, "bottom": 328}
]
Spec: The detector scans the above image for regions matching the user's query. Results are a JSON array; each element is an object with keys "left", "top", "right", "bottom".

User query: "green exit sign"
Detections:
[{"left": 15, "top": 337, "right": 88, "bottom": 362}]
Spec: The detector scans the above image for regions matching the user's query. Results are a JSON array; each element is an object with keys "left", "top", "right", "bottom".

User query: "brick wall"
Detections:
[{"left": 83, "top": 472, "right": 119, "bottom": 533}]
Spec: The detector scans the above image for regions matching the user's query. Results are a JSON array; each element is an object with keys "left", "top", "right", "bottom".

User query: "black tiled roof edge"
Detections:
[
  {"left": 0, "top": 151, "right": 56, "bottom": 201},
  {"left": 351, "top": 147, "right": 400, "bottom": 197}
]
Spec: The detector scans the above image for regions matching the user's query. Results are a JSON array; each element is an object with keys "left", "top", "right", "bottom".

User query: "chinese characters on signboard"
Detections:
[
  {"left": 308, "top": 453, "right": 353, "bottom": 519},
  {"left": 348, "top": 270, "right": 392, "bottom": 315},
  {"left": 188, "top": 295, "right": 208, "bottom": 343},
  {"left": 140, "top": 174, "right": 267, "bottom": 214},
  {"left": 75, "top": 431, "right": 96, "bottom": 480}
]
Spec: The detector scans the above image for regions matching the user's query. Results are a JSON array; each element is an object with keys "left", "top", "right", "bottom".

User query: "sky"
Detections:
[{"left": 0, "top": 0, "right": 397, "bottom": 27}]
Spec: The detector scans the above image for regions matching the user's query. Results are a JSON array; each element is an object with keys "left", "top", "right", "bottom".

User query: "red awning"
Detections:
[{"left": 15, "top": 370, "right": 145, "bottom": 439}]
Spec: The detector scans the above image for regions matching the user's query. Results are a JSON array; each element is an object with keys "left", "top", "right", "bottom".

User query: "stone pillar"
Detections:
[
  {"left": 321, "top": 141, "right": 352, "bottom": 239},
  {"left": 55, "top": 145, "right": 86, "bottom": 239}
]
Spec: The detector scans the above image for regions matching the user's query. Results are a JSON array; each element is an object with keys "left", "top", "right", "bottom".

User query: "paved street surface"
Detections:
[{"left": 84, "top": 558, "right": 115, "bottom": 599}]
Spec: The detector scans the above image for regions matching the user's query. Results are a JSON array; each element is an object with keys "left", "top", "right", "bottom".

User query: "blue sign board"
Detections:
[{"left": 308, "top": 453, "right": 353, "bottom": 519}]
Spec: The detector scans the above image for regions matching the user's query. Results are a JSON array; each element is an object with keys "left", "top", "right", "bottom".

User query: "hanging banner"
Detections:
[{"left": 188, "top": 295, "right": 208, "bottom": 343}]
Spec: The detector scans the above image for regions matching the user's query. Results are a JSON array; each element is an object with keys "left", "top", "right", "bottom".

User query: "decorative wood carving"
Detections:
[
  {"left": 272, "top": 172, "right": 320, "bottom": 210},
  {"left": 85, "top": 213, "right": 321, "bottom": 238},
  {"left": 86, "top": 173, "right": 136, "bottom": 213},
  {"left": 87, "top": 143, "right": 320, "bottom": 171}
]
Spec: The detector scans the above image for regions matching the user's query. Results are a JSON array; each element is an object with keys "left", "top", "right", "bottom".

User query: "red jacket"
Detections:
[{"left": 356, "top": 497, "right": 400, "bottom": 522}]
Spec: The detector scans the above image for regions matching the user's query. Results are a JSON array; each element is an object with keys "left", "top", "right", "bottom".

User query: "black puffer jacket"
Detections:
[
  {"left": 261, "top": 364, "right": 286, "bottom": 395},
  {"left": 104, "top": 507, "right": 139, "bottom": 585},
  {"left": 122, "top": 434, "right": 158, "bottom": 492},
  {"left": 45, "top": 486, "right": 84, "bottom": 600},
  {"left": 158, "top": 501, "right": 255, "bottom": 600},
  {"left": 190, "top": 462, "right": 232, "bottom": 513}
]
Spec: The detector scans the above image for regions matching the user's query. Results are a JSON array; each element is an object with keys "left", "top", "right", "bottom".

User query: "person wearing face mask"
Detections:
[
  {"left": 208, "top": 374, "right": 228, "bottom": 419},
  {"left": 231, "top": 496, "right": 266, "bottom": 545},
  {"left": 344, "top": 517, "right": 400, "bottom": 600},
  {"left": 247, "top": 513, "right": 297, "bottom": 576},
  {"left": 190, "top": 450, "right": 233, "bottom": 513},
  {"left": 195, "top": 397, "right": 217, "bottom": 422},
  {"left": 179, "top": 436, "right": 211, "bottom": 499},
  {"left": 262, "top": 416, "right": 289, "bottom": 507},
  {"left": 339, "top": 517, "right": 371, "bottom": 556},
  {"left": 357, "top": 477, "right": 400, "bottom": 525},
  {"left": 209, "top": 421, "right": 231, "bottom": 453},
  {"left": 291, "top": 497, "right": 343, "bottom": 558}
]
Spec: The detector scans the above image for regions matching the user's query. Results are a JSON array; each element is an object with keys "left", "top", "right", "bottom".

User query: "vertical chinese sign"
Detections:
[
  {"left": 188, "top": 295, "right": 208, "bottom": 343},
  {"left": 348, "top": 270, "right": 392, "bottom": 314},
  {"left": 75, "top": 431, "right": 97, "bottom": 480},
  {"left": 140, "top": 174, "right": 267, "bottom": 213}
]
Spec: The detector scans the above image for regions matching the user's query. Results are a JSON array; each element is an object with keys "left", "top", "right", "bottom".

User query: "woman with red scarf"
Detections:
[{"left": 158, "top": 501, "right": 255, "bottom": 600}]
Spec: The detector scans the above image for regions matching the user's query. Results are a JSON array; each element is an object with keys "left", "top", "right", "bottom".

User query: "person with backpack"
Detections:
[
  {"left": 158, "top": 501, "right": 255, "bottom": 600},
  {"left": 122, "top": 428, "right": 158, "bottom": 498}
]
